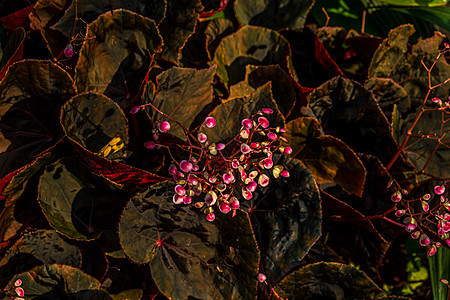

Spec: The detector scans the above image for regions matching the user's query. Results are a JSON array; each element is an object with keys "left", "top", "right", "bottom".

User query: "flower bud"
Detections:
[
  {"left": 204, "top": 117, "right": 216, "bottom": 128},
  {"left": 158, "top": 121, "right": 171, "bottom": 133}
]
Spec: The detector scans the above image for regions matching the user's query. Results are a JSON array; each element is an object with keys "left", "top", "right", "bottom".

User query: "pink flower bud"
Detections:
[
  {"left": 173, "top": 171, "right": 184, "bottom": 182},
  {"left": 14, "top": 279, "right": 22, "bottom": 286},
  {"left": 216, "top": 143, "right": 225, "bottom": 151},
  {"left": 180, "top": 160, "right": 193, "bottom": 173},
  {"left": 257, "top": 273, "right": 267, "bottom": 283},
  {"left": 395, "top": 210, "right": 405, "bottom": 217},
  {"left": 144, "top": 141, "right": 157, "bottom": 149},
  {"left": 435, "top": 185, "right": 445, "bottom": 195},
  {"left": 183, "top": 196, "right": 192, "bottom": 204},
  {"left": 64, "top": 45, "right": 73, "bottom": 58},
  {"left": 280, "top": 170, "right": 290, "bottom": 178},
  {"left": 206, "top": 213, "right": 215, "bottom": 221},
  {"left": 219, "top": 202, "right": 231, "bottom": 214},
  {"left": 405, "top": 223, "right": 416, "bottom": 232},
  {"left": 175, "top": 185, "right": 186, "bottom": 196},
  {"left": 391, "top": 191, "right": 402, "bottom": 202},
  {"left": 284, "top": 147, "right": 292, "bottom": 155},
  {"left": 263, "top": 158, "right": 273, "bottom": 169},
  {"left": 262, "top": 108, "right": 273, "bottom": 114},
  {"left": 158, "top": 121, "right": 171, "bottom": 133},
  {"left": 204, "top": 117, "right": 216, "bottom": 128},
  {"left": 246, "top": 180, "right": 257, "bottom": 192},
  {"left": 428, "top": 245, "right": 437, "bottom": 256},
  {"left": 130, "top": 105, "right": 142, "bottom": 114},
  {"left": 419, "top": 234, "right": 431, "bottom": 246},
  {"left": 267, "top": 132, "right": 277, "bottom": 140},
  {"left": 258, "top": 174, "right": 270, "bottom": 187},
  {"left": 232, "top": 160, "right": 239, "bottom": 169},
  {"left": 240, "top": 129, "right": 250, "bottom": 139},
  {"left": 153, "top": 133, "right": 159, "bottom": 140},
  {"left": 241, "top": 118, "right": 253, "bottom": 129},
  {"left": 258, "top": 117, "right": 269, "bottom": 128},
  {"left": 411, "top": 231, "right": 420, "bottom": 239},
  {"left": 241, "top": 143, "right": 251, "bottom": 154},
  {"left": 173, "top": 195, "right": 184, "bottom": 204},
  {"left": 432, "top": 97, "right": 441, "bottom": 103},
  {"left": 422, "top": 201, "right": 429, "bottom": 212},
  {"left": 205, "top": 191, "right": 217, "bottom": 206},
  {"left": 242, "top": 189, "right": 253, "bottom": 200},
  {"left": 230, "top": 197, "right": 240, "bottom": 209},
  {"left": 168, "top": 164, "right": 177, "bottom": 175},
  {"left": 198, "top": 132, "right": 207, "bottom": 143},
  {"left": 223, "top": 172, "right": 235, "bottom": 184},
  {"left": 15, "top": 287, "right": 24, "bottom": 297}
]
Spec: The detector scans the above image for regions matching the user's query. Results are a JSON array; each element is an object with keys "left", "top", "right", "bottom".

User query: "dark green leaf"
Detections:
[
  {"left": 308, "top": 76, "right": 411, "bottom": 172},
  {"left": 0, "top": 60, "right": 74, "bottom": 178},
  {"left": 229, "top": 64, "right": 296, "bottom": 117},
  {"left": 377, "top": 0, "right": 447, "bottom": 6},
  {"left": 2, "top": 264, "right": 111, "bottom": 299},
  {"left": 110, "top": 289, "right": 143, "bottom": 300},
  {"left": 53, "top": 0, "right": 166, "bottom": 38},
  {"left": 38, "top": 158, "right": 129, "bottom": 240},
  {"left": 273, "top": 262, "right": 381, "bottom": 299},
  {"left": 388, "top": 6, "right": 450, "bottom": 32},
  {"left": 234, "top": 0, "right": 314, "bottom": 30},
  {"left": 240, "top": 154, "right": 322, "bottom": 287},
  {"left": 143, "top": 65, "right": 216, "bottom": 140},
  {"left": 157, "top": 0, "right": 203, "bottom": 63},
  {"left": 205, "top": 17, "right": 233, "bottom": 59},
  {"left": 61, "top": 92, "right": 128, "bottom": 160},
  {"left": 74, "top": 9, "right": 163, "bottom": 108},
  {"left": 213, "top": 25, "right": 291, "bottom": 87},
  {"left": 0, "top": 230, "right": 82, "bottom": 288},
  {"left": 203, "top": 83, "right": 285, "bottom": 144},
  {"left": 29, "top": 0, "right": 70, "bottom": 30},
  {"left": 119, "top": 182, "right": 259, "bottom": 300}
]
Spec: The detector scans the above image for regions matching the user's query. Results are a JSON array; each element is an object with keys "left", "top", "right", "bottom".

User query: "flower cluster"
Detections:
[
  {"left": 3, "top": 279, "right": 25, "bottom": 300},
  {"left": 392, "top": 182, "right": 448, "bottom": 256},
  {"left": 133, "top": 105, "right": 292, "bottom": 221}
]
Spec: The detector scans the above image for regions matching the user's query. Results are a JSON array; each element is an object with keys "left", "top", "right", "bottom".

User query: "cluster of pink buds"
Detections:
[
  {"left": 430, "top": 96, "right": 450, "bottom": 107},
  {"left": 392, "top": 182, "right": 448, "bottom": 256},
  {"left": 4, "top": 279, "right": 24, "bottom": 300},
  {"left": 145, "top": 108, "right": 292, "bottom": 221}
]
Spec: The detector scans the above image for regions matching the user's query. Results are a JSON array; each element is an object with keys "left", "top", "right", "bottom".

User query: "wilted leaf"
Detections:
[
  {"left": 204, "top": 83, "right": 285, "bottom": 144},
  {"left": 0, "top": 60, "right": 74, "bottom": 178},
  {"left": 308, "top": 76, "right": 411, "bottom": 172},
  {"left": 143, "top": 65, "right": 216, "bottom": 140},
  {"left": 369, "top": 24, "right": 450, "bottom": 102},
  {"left": 234, "top": 0, "right": 314, "bottom": 30},
  {"left": 75, "top": 9, "right": 163, "bottom": 108},
  {"left": 61, "top": 92, "right": 128, "bottom": 160},
  {"left": 119, "top": 182, "right": 259, "bottom": 300},
  {"left": 38, "top": 158, "right": 129, "bottom": 240},
  {"left": 205, "top": 17, "right": 233, "bottom": 59},
  {"left": 273, "top": 262, "right": 381, "bottom": 299},
  {"left": 0, "top": 230, "right": 82, "bottom": 288},
  {"left": 53, "top": 0, "right": 166, "bottom": 38},
  {"left": 213, "top": 25, "right": 291, "bottom": 87},
  {"left": 229, "top": 64, "right": 296, "bottom": 117},
  {"left": 240, "top": 154, "right": 321, "bottom": 287},
  {"left": 2, "top": 264, "right": 111, "bottom": 299},
  {"left": 157, "top": 0, "right": 203, "bottom": 63}
]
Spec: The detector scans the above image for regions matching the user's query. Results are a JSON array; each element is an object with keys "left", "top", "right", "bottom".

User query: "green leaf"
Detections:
[
  {"left": 61, "top": 92, "right": 128, "bottom": 160},
  {"left": 229, "top": 64, "right": 296, "bottom": 117},
  {"left": 157, "top": 0, "right": 203, "bottom": 64},
  {"left": 53, "top": 0, "right": 166, "bottom": 38},
  {"left": 0, "top": 230, "right": 82, "bottom": 288},
  {"left": 369, "top": 24, "right": 450, "bottom": 102},
  {"left": 205, "top": 17, "right": 234, "bottom": 59},
  {"left": 240, "top": 154, "right": 322, "bottom": 286},
  {"left": 213, "top": 25, "right": 291, "bottom": 87},
  {"left": 119, "top": 182, "right": 259, "bottom": 300},
  {"left": 203, "top": 83, "right": 285, "bottom": 144},
  {"left": 308, "top": 76, "right": 411, "bottom": 172},
  {"left": 234, "top": 0, "right": 314, "bottom": 30},
  {"left": 74, "top": 9, "right": 163, "bottom": 108},
  {"left": 0, "top": 60, "right": 74, "bottom": 178},
  {"left": 38, "top": 158, "right": 129, "bottom": 240},
  {"left": 273, "top": 262, "right": 381, "bottom": 299},
  {"left": 111, "top": 289, "right": 143, "bottom": 300},
  {"left": 388, "top": 6, "right": 450, "bottom": 32},
  {"left": 377, "top": 0, "right": 447, "bottom": 6},
  {"left": 143, "top": 65, "right": 216, "bottom": 140},
  {"left": 429, "top": 246, "right": 450, "bottom": 300},
  {"left": 2, "top": 264, "right": 111, "bottom": 299}
]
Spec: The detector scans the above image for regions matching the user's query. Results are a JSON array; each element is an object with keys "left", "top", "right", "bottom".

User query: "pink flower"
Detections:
[
  {"left": 219, "top": 202, "right": 231, "bottom": 214},
  {"left": 242, "top": 189, "right": 253, "bottom": 200},
  {"left": 411, "top": 231, "right": 420, "bottom": 239},
  {"left": 263, "top": 158, "right": 273, "bottom": 169},
  {"left": 168, "top": 164, "right": 177, "bottom": 175},
  {"left": 267, "top": 132, "right": 277, "bottom": 140},
  {"left": 284, "top": 147, "right": 292, "bottom": 155},
  {"left": 395, "top": 210, "right": 405, "bottom": 217},
  {"left": 174, "top": 185, "right": 186, "bottom": 196},
  {"left": 205, "top": 191, "right": 217, "bottom": 206},
  {"left": 240, "top": 129, "right": 250, "bottom": 139},
  {"left": 14, "top": 279, "right": 22, "bottom": 286},
  {"left": 223, "top": 172, "right": 235, "bottom": 184},
  {"left": 230, "top": 197, "right": 240, "bottom": 209},
  {"left": 64, "top": 45, "right": 73, "bottom": 58},
  {"left": 15, "top": 287, "right": 24, "bottom": 297},
  {"left": 173, "top": 195, "right": 184, "bottom": 204},
  {"left": 180, "top": 160, "right": 193, "bottom": 173},
  {"left": 158, "top": 121, "right": 171, "bottom": 133},
  {"left": 204, "top": 117, "right": 216, "bottom": 128},
  {"left": 419, "top": 234, "right": 431, "bottom": 246},
  {"left": 246, "top": 180, "right": 257, "bottom": 192},
  {"left": 183, "top": 196, "right": 192, "bottom": 204},
  {"left": 206, "top": 213, "right": 215, "bottom": 221},
  {"left": 391, "top": 191, "right": 402, "bottom": 202},
  {"left": 241, "top": 143, "right": 251, "bottom": 154},
  {"left": 405, "top": 223, "right": 416, "bottom": 232},
  {"left": 258, "top": 174, "right": 270, "bottom": 187},
  {"left": 428, "top": 245, "right": 437, "bottom": 256},
  {"left": 198, "top": 132, "right": 207, "bottom": 143},
  {"left": 435, "top": 185, "right": 445, "bottom": 195},
  {"left": 242, "top": 118, "right": 252, "bottom": 129},
  {"left": 261, "top": 108, "right": 273, "bottom": 114},
  {"left": 280, "top": 170, "right": 290, "bottom": 178},
  {"left": 217, "top": 143, "right": 225, "bottom": 151},
  {"left": 257, "top": 273, "right": 267, "bottom": 283},
  {"left": 258, "top": 117, "right": 269, "bottom": 128}
]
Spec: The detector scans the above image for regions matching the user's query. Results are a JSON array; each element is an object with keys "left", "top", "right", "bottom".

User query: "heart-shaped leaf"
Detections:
[
  {"left": 0, "top": 229, "right": 82, "bottom": 288},
  {"left": 213, "top": 25, "right": 291, "bottom": 87},
  {"left": 119, "top": 182, "right": 259, "bottom": 300},
  {"left": 38, "top": 158, "right": 129, "bottom": 240},
  {"left": 234, "top": 0, "right": 314, "bottom": 30},
  {"left": 157, "top": 0, "right": 203, "bottom": 64},
  {"left": 61, "top": 92, "right": 128, "bottom": 160},
  {"left": 273, "top": 262, "right": 381, "bottom": 299},
  {"left": 229, "top": 64, "right": 296, "bottom": 117},
  {"left": 240, "top": 154, "right": 322, "bottom": 287},
  {"left": 0, "top": 60, "right": 74, "bottom": 178},
  {"left": 143, "top": 65, "right": 216, "bottom": 140},
  {"left": 205, "top": 17, "right": 234, "bottom": 59},
  {"left": 203, "top": 82, "right": 285, "bottom": 144},
  {"left": 74, "top": 9, "right": 163, "bottom": 108},
  {"left": 3, "top": 264, "right": 111, "bottom": 299}
]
